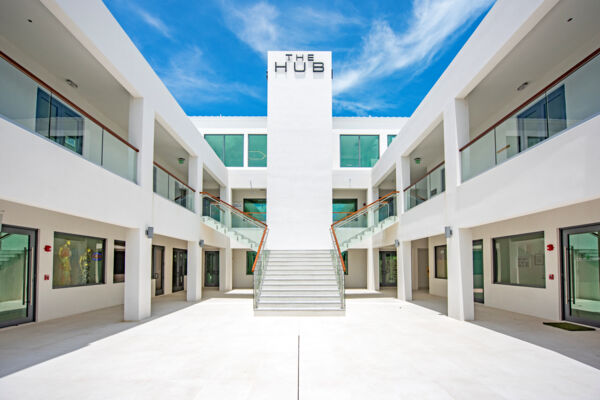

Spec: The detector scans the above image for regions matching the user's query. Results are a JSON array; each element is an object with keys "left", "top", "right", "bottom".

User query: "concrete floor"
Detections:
[{"left": 0, "top": 289, "right": 599, "bottom": 399}]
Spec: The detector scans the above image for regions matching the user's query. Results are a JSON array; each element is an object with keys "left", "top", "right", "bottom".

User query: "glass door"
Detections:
[
  {"left": 0, "top": 225, "right": 36, "bottom": 328},
  {"left": 379, "top": 251, "right": 397, "bottom": 287},
  {"left": 562, "top": 224, "right": 600, "bottom": 327},
  {"left": 473, "top": 240, "right": 484, "bottom": 303},
  {"left": 152, "top": 245, "right": 164, "bottom": 295},
  {"left": 205, "top": 251, "right": 219, "bottom": 287},
  {"left": 172, "top": 248, "right": 187, "bottom": 293}
]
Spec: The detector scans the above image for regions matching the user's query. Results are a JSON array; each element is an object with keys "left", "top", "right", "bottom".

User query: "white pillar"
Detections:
[
  {"left": 366, "top": 186, "right": 378, "bottom": 291},
  {"left": 447, "top": 228, "right": 474, "bottom": 320},
  {"left": 219, "top": 247, "right": 233, "bottom": 291},
  {"left": 397, "top": 157, "right": 410, "bottom": 213},
  {"left": 124, "top": 97, "right": 154, "bottom": 321},
  {"left": 187, "top": 156, "right": 203, "bottom": 301},
  {"left": 397, "top": 241, "right": 412, "bottom": 301},
  {"left": 124, "top": 227, "right": 152, "bottom": 320}
]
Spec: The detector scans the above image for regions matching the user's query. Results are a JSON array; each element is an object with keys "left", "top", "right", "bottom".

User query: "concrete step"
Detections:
[
  {"left": 264, "top": 275, "right": 336, "bottom": 280},
  {"left": 258, "top": 299, "right": 341, "bottom": 305},
  {"left": 265, "top": 270, "right": 335, "bottom": 275},
  {"left": 261, "top": 284, "right": 339, "bottom": 290},
  {"left": 261, "top": 288, "right": 340, "bottom": 294},
  {"left": 256, "top": 303, "right": 343, "bottom": 310}
]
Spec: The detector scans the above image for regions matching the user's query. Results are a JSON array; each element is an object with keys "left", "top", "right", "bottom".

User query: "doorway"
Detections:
[
  {"left": 205, "top": 251, "right": 219, "bottom": 287},
  {"left": 561, "top": 224, "right": 600, "bottom": 327},
  {"left": 0, "top": 225, "right": 36, "bottom": 328},
  {"left": 152, "top": 245, "right": 165, "bottom": 295},
  {"left": 379, "top": 251, "right": 397, "bottom": 287},
  {"left": 417, "top": 248, "right": 429, "bottom": 290},
  {"left": 172, "top": 248, "right": 187, "bottom": 293},
  {"left": 473, "top": 240, "right": 484, "bottom": 303}
]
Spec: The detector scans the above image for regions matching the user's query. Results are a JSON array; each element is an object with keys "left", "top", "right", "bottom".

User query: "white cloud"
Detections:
[
  {"left": 333, "top": 0, "right": 494, "bottom": 95},
  {"left": 333, "top": 98, "right": 391, "bottom": 117},
  {"left": 131, "top": 6, "right": 173, "bottom": 39}
]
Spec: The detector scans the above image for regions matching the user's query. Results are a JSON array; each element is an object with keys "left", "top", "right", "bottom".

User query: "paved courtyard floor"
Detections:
[{"left": 0, "top": 289, "right": 599, "bottom": 399}]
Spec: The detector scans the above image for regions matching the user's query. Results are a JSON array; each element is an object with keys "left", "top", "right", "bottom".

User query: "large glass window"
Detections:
[
  {"left": 243, "top": 199, "right": 266, "bottom": 223},
  {"left": 53, "top": 233, "right": 105, "bottom": 288},
  {"left": 435, "top": 245, "right": 447, "bottom": 279},
  {"left": 387, "top": 135, "right": 396, "bottom": 146},
  {"left": 493, "top": 232, "right": 545, "bottom": 288},
  {"left": 248, "top": 134, "right": 267, "bottom": 167},
  {"left": 204, "top": 134, "right": 243, "bottom": 167},
  {"left": 340, "top": 135, "right": 379, "bottom": 167},
  {"left": 333, "top": 199, "right": 357, "bottom": 222}
]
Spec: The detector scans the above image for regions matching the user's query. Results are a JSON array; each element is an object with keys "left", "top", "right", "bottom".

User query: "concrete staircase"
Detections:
[
  {"left": 340, "top": 215, "right": 398, "bottom": 251},
  {"left": 255, "top": 250, "right": 343, "bottom": 312},
  {"left": 200, "top": 216, "right": 258, "bottom": 250}
]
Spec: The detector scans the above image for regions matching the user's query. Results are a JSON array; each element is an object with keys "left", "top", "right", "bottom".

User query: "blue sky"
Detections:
[{"left": 103, "top": 0, "right": 494, "bottom": 117}]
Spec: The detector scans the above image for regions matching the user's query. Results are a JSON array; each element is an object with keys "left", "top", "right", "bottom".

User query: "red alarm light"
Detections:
[
  {"left": 546, "top": 244, "right": 554, "bottom": 251},
  {"left": 44, "top": 245, "right": 52, "bottom": 252},
  {"left": 549, "top": 274, "right": 554, "bottom": 280}
]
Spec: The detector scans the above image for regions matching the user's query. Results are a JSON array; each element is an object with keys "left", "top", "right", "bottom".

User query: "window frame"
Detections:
[
  {"left": 492, "top": 231, "right": 546, "bottom": 288},
  {"left": 434, "top": 245, "right": 447, "bottom": 279}
]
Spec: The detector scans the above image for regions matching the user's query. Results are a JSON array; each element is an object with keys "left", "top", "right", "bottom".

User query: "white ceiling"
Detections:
[
  {"left": 0, "top": 1, "right": 131, "bottom": 135},
  {"left": 408, "top": 122, "right": 444, "bottom": 183},
  {"left": 467, "top": 0, "right": 600, "bottom": 137},
  {"left": 154, "top": 122, "right": 190, "bottom": 182}
]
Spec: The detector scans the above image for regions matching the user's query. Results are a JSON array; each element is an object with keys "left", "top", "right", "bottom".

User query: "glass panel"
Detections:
[
  {"left": 0, "top": 231, "right": 30, "bottom": 324},
  {"left": 342, "top": 251, "right": 348, "bottom": 275},
  {"left": 566, "top": 230, "right": 600, "bottom": 325},
  {"left": 360, "top": 135, "right": 379, "bottom": 167},
  {"left": 387, "top": 135, "right": 396, "bottom": 146},
  {"left": 205, "top": 251, "right": 219, "bottom": 287},
  {"left": 224, "top": 135, "right": 243, "bottom": 167},
  {"left": 248, "top": 134, "right": 267, "bottom": 167},
  {"left": 82, "top": 116, "right": 103, "bottom": 166},
  {"left": 473, "top": 240, "right": 484, "bottom": 303},
  {"left": 244, "top": 199, "right": 266, "bottom": 222},
  {"left": 561, "top": 54, "right": 600, "bottom": 131},
  {"left": 493, "top": 232, "right": 545, "bottom": 288},
  {"left": 53, "top": 232, "right": 105, "bottom": 288},
  {"left": 48, "top": 94, "right": 84, "bottom": 155},
  {"left": 246, "top": 251, "right": 256, "bottom": 275},
  {"left": 428, "top": 165, "right": 445, "bottom": 198},
  {"left": 414, "top": 177, "right": 428, "bottom": 206},
  {"left": 435, "top": 245, "right": 447, "bottom": 279},
  {"left": 380, "top": 251, "right": 397, "bottom": 286},
  {"left": 102, "top": 131, "right": 137, "bottom": 182},
  {"left": 0, "top": 57, "right": 43, "bottom": 132},
  {"left": 113, "top": 240, "right": 125, "bottom": 283},
  {"left": 205, "top": 135, "right": 224, "bottom": 162},
  {"left": 461, "top": 130, "right": 496, "bottom": 181},
  {"left": 153, "top": 165, "right": 169, "bottom": 198},
  {"left": 332, "top": 199, "right": 357, "bottom": 222},
  {"left": 340, "top": 135, "right": 359, "bottom": 167}
]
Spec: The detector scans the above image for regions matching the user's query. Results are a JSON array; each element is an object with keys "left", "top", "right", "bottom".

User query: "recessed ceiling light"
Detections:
[
  {"left": 27, "top": 19, "right": 32, "bottom": 23},
  {"left": 567, "top": 17, "right": 573, "bottom": 22},
  {"left": 65, "top": 79, "right": 78, "bottom": 89},
  {"left": 517, "top": 81, "right": 529, "bottom": 91}
]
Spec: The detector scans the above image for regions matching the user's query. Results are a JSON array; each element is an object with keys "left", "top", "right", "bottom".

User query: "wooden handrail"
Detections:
[
  {"left": 200, "top": 192, "right": 267, "bottom": 227},
  {"left": 153, "top": 162, "right": 196, "bottom": 192},
  {"left": 459, "top": 47, "right": 600, "bottom": 153},
  {"left": 330, "top": 226, "right": 347, "bottom": 273},
  {"left": 402, "top": 161, "right": 445, "bottom": 192},
  {"left": 0, "top": 50, "right": 139, "bottom": 153},
  {"left": 332, "top": 191, "right": 399, "bottom": 227},
  {"left": 251, "top": 227, "right": 268, "bottom": 273}
]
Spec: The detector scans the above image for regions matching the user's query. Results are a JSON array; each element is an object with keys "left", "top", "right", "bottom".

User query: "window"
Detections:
[
  {"left": 204, "top": 134, "right": 243, "bottom": 167},
  {"left": 248, "top": 134, "right": 267, "bottom": 167},
  {"left": 340, "top": 135, "right": 379, "bottom": 167},
  {"left": 387, "top": 135, "right": 396, "bottom": 146},
  {"left": 333, "top": 199, "right": 357, "bottom": 222},
  {"left": 435, "top": 245, "right": 447, "bottom": 279},
  {"left": 246, "top": 251, "right": 256, "bottom": 275},
  {"left": 113, "top": 240, "right": 125, "bottom": 283},
  {"left": 243, "top": 199, "right": 266, "bottom": 223},
  {"left": 53, "top": 232, "right": 105, "bottom": 288},
  {"left": 493, "top": 232, "right": 545, "bottom": 288},
  {"left": 342, "top": 251, "right": 348, "bottom": 275},
  {"left": 36, "top": 88, "right": 84, "bottom": 154}
]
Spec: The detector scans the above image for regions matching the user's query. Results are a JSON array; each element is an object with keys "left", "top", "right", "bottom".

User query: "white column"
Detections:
[
  {"left": 397, "top": 241, "right": 412, "bottom": 301},
  {"left": 366, "top": 186, "right": 378, "bottom": 291},
  {"left": 218, "top": 186, "right": 233, "bottom": 291},
  {"left": 187, "top": 156, "right": 203, "bottom": 301},
  {"left": 124, "top": 97, "right": 154, "bottom": 321},
  {"left": 447, "top": 228, "right": 474, "bottom": 320},
  {"left": 443, "top": 98, "right": 474, "bottom": 321},
  {"left": 397, "top": 158, "right": 410, "bottom": 213}
]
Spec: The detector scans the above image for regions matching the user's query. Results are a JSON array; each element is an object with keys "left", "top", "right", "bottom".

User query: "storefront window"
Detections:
[
  {"left": 435, "top": 245, "right": 447, "bottom": 279},
  {"left": 248, "top": 134, "right": 267, "bottom": 167},
  {"left": 53, "top": 232, "right": 105, "bottom": 288},
  {"left": 493, "top": 231, "right": 545, "bottom": 288}
]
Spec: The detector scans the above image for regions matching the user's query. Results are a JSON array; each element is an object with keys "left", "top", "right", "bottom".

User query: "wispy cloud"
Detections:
[
  {"left": 218, "top": 1, "right": 362, "bottom": 57},
  {"left": 159, "top": 46, "right": 262, "bottom": 106},
  {"left": 333, "top": 98, "right": 391, "bottom": 117},
  {"left": 131, "top": 5, "right": 173, "bottom": 39},
  {"left": 333, "top": 0, "right": 493, "bottom": 95}
]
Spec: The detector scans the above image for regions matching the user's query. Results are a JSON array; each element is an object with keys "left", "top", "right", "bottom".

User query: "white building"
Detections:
[{"left": 0, "top": 0, "right": 599, "bottom": 329}]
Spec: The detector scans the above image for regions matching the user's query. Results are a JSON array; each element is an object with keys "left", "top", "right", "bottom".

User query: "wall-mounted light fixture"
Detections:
[
  {"left": 199, "top": 240, "right": 205, "bottom": 248},
  {"left": 394, "top": 239, "right": 400, "bottom": 248},
  {"left": 444, "top": 226, "right": 453, "bottom": 238},
  {"left": 65, "top": 79, "right": 78, "bottom": 89},
  {"left": 145, "top": 226, "right": 154, "bottom": 239},
  {"left": 414, "top": 157, "right": 422, "bottom": 165},
  {"left": 517, "top": 81, "right": 529, "bottom": 91},
  {"left": 178, "top": 157, "right": 185, "bottom": 165}
]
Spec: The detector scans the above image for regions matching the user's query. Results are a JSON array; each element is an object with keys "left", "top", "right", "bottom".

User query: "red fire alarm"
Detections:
[
  {"left": 44, "top": 245, "right": 52, "bottom": 252},
  {"left": 546, "top": 244, "right": 554, "bottom": 251},
  {"left": 549, "top": 274, "right": 554, "bottom": 280},
  {"left": 44, "top": 274, "right": 50, "bottom": 281}
]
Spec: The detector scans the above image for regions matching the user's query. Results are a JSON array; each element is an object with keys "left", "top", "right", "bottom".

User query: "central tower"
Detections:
[{"left": 266, "top": 51, "right": 333, "bottom": 249}]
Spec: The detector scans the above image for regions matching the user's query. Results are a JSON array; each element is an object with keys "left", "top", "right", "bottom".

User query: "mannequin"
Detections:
[
  {"left": 58, "top": 240, "right": 72, "bottom": 285},
  {"left": 79, "top": 248, "right": 92, "bottom": 284}
]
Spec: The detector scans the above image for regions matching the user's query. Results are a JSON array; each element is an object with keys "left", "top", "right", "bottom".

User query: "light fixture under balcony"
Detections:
[
  {"left": 178, "top": 157, "right": 186, "bottom": 165},
  {"left": 414, "top": 157, "right": 422, "bottom": 165},
  {"left": 517, "top": 81, "right": 529, "bottom": 91},
  {"left": 65, "top": 79, "right": 78, "bottom": 89}
]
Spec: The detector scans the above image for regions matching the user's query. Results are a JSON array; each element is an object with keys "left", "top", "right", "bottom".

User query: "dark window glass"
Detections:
[
  {"left": 342, "top": 251, "right": 348, "bottom": 275},
  {"left": 248, "top": 134, "right": 267, "bottom": 167},
  {"left": 244, "top": 199, "right": 266, "bottom": 223},
  {"left": 435, "top": 245, "right": 447, "bottom": 279},
  {"left": 340, "top": 135, "right": 380, "bottom": 167},
  {"left": 493, "top": 232, "right": 545, "bottom": 288},
  {"left": 113, "top": 240, "right": 125, "bottom": 283},
  {"left": 332, "top": 199, "right": 357, "bottom": 222},
  {"left": 37, "top": 88, "right": 84, "bottom": 154},
  {"left": 53, "top": 233, "right": 105, "bottom": 288},
  {"left": 246, "top": 251, "right": 256, "bottom": 275}
]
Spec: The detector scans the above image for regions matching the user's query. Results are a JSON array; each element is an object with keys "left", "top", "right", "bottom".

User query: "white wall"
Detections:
[
  {"left": 345, "top": 249, "right": 367, "bottom": 289},
  {"left": 232, "top": 249, "right": 253, "bottom": 289}
]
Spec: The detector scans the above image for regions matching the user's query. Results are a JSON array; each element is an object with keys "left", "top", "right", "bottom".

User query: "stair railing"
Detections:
[
  {"left": 252, "top": 229, "right": 269, "bottom": 308},
  {"left": 329, "top": 230, "right": 346, "bottom": 310}
]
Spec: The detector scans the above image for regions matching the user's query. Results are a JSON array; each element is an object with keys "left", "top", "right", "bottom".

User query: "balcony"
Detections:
[
  {"left": 153, "top": 163, "right": 195, "bottom": 212},
  {"left": 404, "top": 162, "right": 445, "bottom": 211},
  {"left": 0, "top": 52, "right": 137, "bottom": 182},
  {"left": 461, "top": 49, "right": 600, "bottom": 182}
]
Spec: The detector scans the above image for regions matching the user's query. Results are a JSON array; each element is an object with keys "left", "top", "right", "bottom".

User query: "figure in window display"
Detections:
[
  {"left": 79, "top": 248, "right": 92, "bottom": 284},
  {"left": 58, "top": 240, "right": 72, "bottom": 285}
]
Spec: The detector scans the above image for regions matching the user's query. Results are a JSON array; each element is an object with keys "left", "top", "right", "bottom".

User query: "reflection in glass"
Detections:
[
  {"left": 566, "top": 230, "right": 600, "bottom": 325},
  {"left": 332, "top": 199, "right": 357, "bottom": 222},
  {"left": 0, "top": 229, "right": 31, "bottom": 326},
  {"left": 493, "top": 232, "right": 545, "bottom": 288}
]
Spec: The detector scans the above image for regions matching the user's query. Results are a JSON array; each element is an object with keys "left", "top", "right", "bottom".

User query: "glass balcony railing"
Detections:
[
  {"left": 403, "top": 162, "right": 445, "bottom": 211},
  {"left": 153, "top": 164, "right": 195, "bottom": 211},
  {"left": 0, "top": 51, "right": 138, "bottom": 182},
  {"left": 461, "top": 50, "right": 600, "bottom": 181}
]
